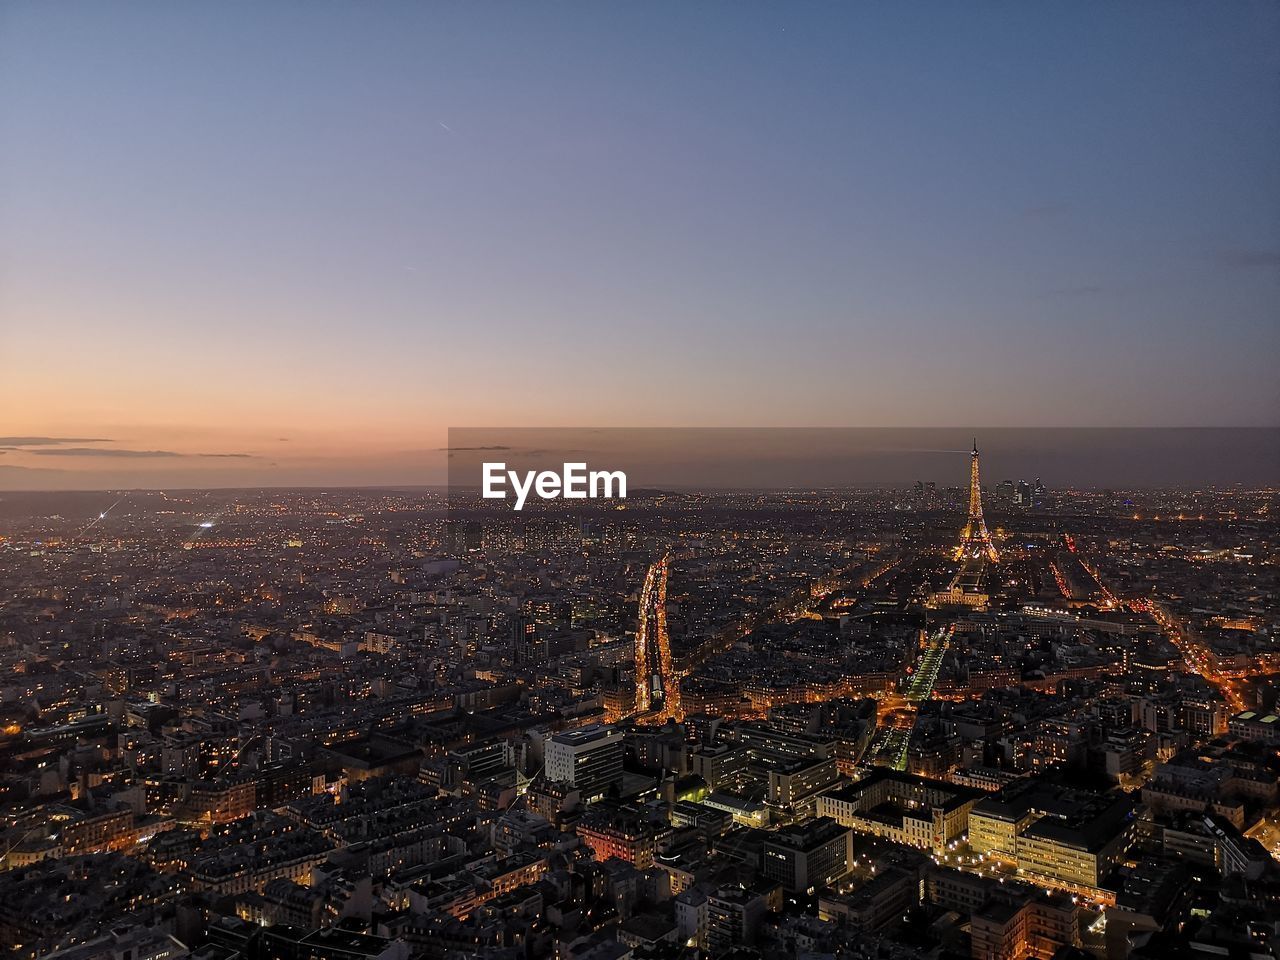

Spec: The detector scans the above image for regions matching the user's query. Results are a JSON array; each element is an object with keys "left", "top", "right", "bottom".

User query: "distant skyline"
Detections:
[
  {"left": 2, "top": 2, "right": 1278, "bottom": 489},
  {"left": 0, "top": 429, "right": 1274, "bottom": 492}
]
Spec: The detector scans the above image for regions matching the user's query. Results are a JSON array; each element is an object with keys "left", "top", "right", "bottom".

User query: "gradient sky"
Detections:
[{"left": 1, "top": 1, "right": 1277, "bottom": 488}]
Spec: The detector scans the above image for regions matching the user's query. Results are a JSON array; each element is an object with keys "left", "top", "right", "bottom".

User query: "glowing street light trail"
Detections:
[
  {"left": 906, "top": 626, "right": 952, "bottom": 703},
  {"left": 1149, "top": 600, "right": 1247, "bottom": 712},
  {"left": 635, "top": 554, "right": 681, "bottom": 721},
  {"left": 1073, "top": 547, "right": 1246, "bottom": 713},
  {"left": 870, "top": 626, "right": 954, "bottom": 770},
  {"left": 634, "top": 567, "right": 653, "bottom": 715}
]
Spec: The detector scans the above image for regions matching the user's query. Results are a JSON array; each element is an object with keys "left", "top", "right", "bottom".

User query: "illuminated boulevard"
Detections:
[{"left": 635, "top": 554, "right": 682, "bottom": 721}]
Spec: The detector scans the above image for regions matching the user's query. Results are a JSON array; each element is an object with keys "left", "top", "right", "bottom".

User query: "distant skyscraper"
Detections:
[{"left": 1015, "top": 480, "right": 1032, "bottom": 507}]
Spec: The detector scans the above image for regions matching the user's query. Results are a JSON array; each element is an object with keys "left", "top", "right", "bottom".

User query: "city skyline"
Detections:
[{"left": 1, "top": 427, "right": 1277, "bottom": 491}]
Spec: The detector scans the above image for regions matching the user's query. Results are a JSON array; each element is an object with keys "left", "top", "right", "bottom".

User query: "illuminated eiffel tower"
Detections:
[{"left": 956, "top": 439, "right": 999, "bottom": 563}]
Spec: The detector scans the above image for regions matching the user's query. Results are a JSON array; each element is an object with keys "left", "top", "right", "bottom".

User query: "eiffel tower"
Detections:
[{"left": 956, "top": 439, "right": 999, "bottom": 563}]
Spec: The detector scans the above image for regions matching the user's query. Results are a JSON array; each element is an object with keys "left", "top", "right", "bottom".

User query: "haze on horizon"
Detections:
[{"left": 1, "top": 1, "right": 1277, "bottom": 490}]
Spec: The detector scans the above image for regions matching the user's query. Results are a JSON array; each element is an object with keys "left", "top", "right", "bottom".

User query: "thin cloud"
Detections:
[
  {"left": 1022, "top": 203, "right": 1070, "bottom": 220},
  {"left": 0, "top": 436, "right": 112, "bottom": 446},
  {"left": 30, "top": 448, "right": 184, "bottom": 458},
  {"left": 446, "top": 445, "right": 594, "bottom": 459},
  {"left": 0, "top": 463, "right": 65, "bottom": 474},
  {"left": 1218, "top": 250, "right": 1280, "bottom": 268},
  {"left": 1041, "top": 284, "right": 1106, "bottom": 298},
  {"left": 25, "top": 447, "right": 259, "bottom": 459}
]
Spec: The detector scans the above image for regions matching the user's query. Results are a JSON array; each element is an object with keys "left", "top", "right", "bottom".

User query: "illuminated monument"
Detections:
[
  {"left": 956, "top": 439, "right": 999, "bottom": 564},
  {"left": 931, "top": 440, "right": 997, "bottom": 609}
]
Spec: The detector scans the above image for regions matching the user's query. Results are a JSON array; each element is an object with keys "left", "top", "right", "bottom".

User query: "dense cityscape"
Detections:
[
  {"left": 4, "top": 0, "right": 1277, "bottom": 958},
  {"left": 1, "top": 445, "right": 1276, "bottom": 960}
]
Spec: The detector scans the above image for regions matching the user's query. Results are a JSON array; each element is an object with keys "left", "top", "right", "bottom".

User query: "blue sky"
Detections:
[{"left": 1, "top": 1, "right": 1277, "bottom": 487}]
